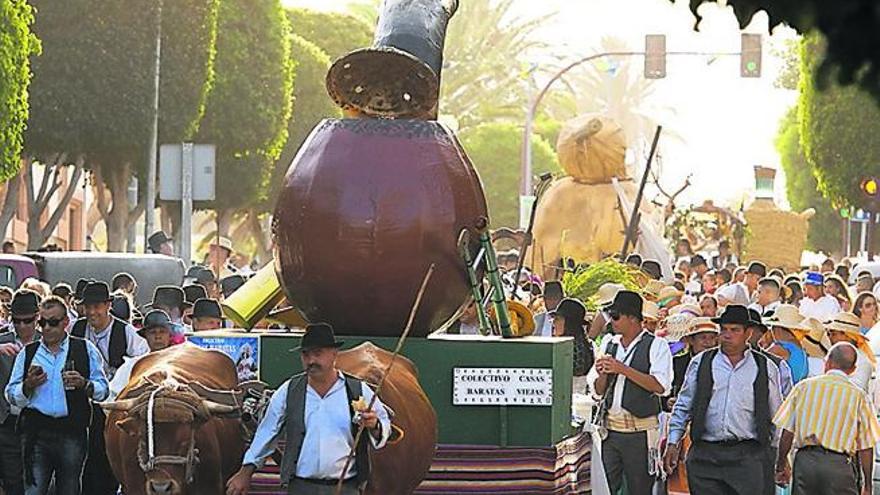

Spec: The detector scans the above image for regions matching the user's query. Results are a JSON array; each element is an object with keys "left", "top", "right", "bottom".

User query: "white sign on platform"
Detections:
[{"left": 452, "top": 367, "right": 553, "bottom": 406}]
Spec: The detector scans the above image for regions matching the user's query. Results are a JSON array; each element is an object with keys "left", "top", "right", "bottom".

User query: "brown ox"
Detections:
[
  {"left": 335, "top": 342, "right": 437, "bottom": 495},
  {"left": 103, "top": 344, "right": 243, "bottom": 495}
]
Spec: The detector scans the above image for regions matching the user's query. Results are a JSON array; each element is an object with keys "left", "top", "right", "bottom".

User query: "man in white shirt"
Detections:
[
  {"left": 587, "top": 291, "right": 673, "bottom": 495},
  {"left": 107, "top": 310, "right": 174, "bottom": 401},
  {"left": 71, "top": 281, "right": 149, "bottom": 495},
  {"left": 749, "top": 277, "right": 782, "bottom": 317},
  {"left": 533, "top": 281, "right": 563, "bottom": 337},
  {"left": 799, "top": 272, "right": 842, "bottom": 321},
  {"left": 226, "top": 323, "right": 391, "bottom": 495}
]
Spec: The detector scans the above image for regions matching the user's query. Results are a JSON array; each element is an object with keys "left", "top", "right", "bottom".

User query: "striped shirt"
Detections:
[{"left": 773, "top": 369, "right": 880, "bottom": 455}]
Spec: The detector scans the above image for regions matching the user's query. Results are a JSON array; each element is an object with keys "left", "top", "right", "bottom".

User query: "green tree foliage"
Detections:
[
  {"left": 776, "top": 107, "right": 840, "bottom": 253},
  {"left": 0, "top": 0, "right": 38, "bottom": 181},
  {"left": 460, "top": 122, "right": 559, "bottom": 227},
  {"left": 196, "top": 0, "right": 293, "bottom": 217},
  {"left": 262, "top": 34, "right": 340, "bottom": 211},
  {"left": 25, "top": 0, "right": 219, "bottom": 251},
  {"left": 286, "top": 8, "right": 372, "bottom": 61},
  {"left": 687, "top": 1, "right": 880, "bottom": 100},
  {"left": 440, "top": 0, "right": 550, "bottom": 132},
  {"left": 798, "top": 33, "right": 880, "bottom": 210}
]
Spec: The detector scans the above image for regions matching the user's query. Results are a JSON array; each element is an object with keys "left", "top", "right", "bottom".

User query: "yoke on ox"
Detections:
[{"left": 102, "top": 342, "right": 437, "bottom": 495}]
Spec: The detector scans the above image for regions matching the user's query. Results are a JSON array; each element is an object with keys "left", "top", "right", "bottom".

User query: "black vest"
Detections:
[
  {"left": 279, "top": 373, "right": 371, "bottom": 485},
  {"left": 71, "top": 317, "right": 128, "bottom": 370},
  {"left": 20, "top": 337, "right": 92, "bottom": 430},
  {"left": 691, "top": 348, "right": 771, "bottom": 446},
  {"left": 603, "top": 333, "right": 661, "bottom": 418}
]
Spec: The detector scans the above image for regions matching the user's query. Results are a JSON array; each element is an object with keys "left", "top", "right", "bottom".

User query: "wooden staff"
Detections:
[{"left": 334, "top": 263, "right": 435, "bottom": 495}]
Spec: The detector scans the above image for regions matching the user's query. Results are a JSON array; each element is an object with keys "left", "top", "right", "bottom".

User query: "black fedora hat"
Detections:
[
  {"left": 712, "top": 304, "right": 752, "bottom": 326},
  {"left": 182, "top": 284, "right": 208, "bottom": 305},
  {"left": 74, "top": 278, "right": 93, "bottom": 302},
  {"left": 9, "top": 290, "right": 40, "bottom": 316},
  {"left": 140, "top": 309, "right": 172, "bottom": 336},
  {"left": 291, "top": 323, "right": 344, "bottom": 352},
  {"left": 551, "top": 298, "right": 587, "bottom": 325},
  {"left": 641, "top": 260, "right": 662, "bottom": 280},
  {"left": 149, "top": 286, "right": 187, "bottom": 310},
  {"left": 81, "top": 281, "right": 112, "bottom": 305},
  {"left": 148, "top": 230, "right": 172, "bottom": 253},
  {"left": 606, "top": 290, "right": 644, "bottom": 320},
  {"left": 192, "top": 298, "right": 222, "bottom": 320},
  {"left": 746, "top": 308, "right": 768, "bottom": 332}
]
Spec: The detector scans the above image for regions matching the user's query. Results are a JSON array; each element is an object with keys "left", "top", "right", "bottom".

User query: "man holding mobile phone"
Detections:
[{"left": 5, "top": 296, "right": 108, "bottom": 495}]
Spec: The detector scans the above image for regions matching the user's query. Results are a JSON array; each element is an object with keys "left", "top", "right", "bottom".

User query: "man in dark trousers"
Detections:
[
  {"left": 226, "top": 323, "right": 391, "bottom": 495},
  {"left": 0, "top": 290, "right": 44, "bottom": 494},
  {"left": 664, "top": 304, "right": 783, "bottom": 494},
  {"left": 587, "top": 290, "right": 673, "bottom": 494},
  {"left": 5, "top": 296, "right": 108, "bottom": 494},
  {"left": 774, "top": 342, "right": 880, "bottom": 495},
  {"left": 71, "top": 281, "right": 148, "bottom": 495}
]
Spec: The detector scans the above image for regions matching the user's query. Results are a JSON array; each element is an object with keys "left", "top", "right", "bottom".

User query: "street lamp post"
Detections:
[
  {"left": 519, "top": 47, "right": 744, "bottom": 228},
  {"left": 144, "top": 0, "right": 163, "bottom": 252}
]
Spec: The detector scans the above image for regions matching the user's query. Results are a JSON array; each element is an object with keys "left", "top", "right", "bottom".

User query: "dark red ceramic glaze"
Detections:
[{"left": 272, "top": 119, "right": 488, "bottom": 337}]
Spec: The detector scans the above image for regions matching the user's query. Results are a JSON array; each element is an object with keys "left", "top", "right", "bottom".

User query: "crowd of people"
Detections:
[
  {"left": 0, "top": 231, "right": 249, "bottom": 495},
  {"left": 491, "top": 245, "right": 880, "bottom": 495}
]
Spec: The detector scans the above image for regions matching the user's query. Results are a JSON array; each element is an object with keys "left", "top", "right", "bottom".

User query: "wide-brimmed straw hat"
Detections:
[
  {"left": 683, "top": 317, "right": 720, "bottom": 338},
  {"left": 595, "top": 283, "right": 626, "bottom": 307},
  {"left": 670, "top": 303, "right": 702, "bottom": 317},
  {"left": 662, "top": 312, "right": 697, "bottom": 342},
  {"left": 643, "top": 280, "right": 665, "bottom": 301},
  {"left": 824, "top": 312, "right": 876, "bottom": 363},
  {"left": 792, "top": 317, "right": 831, "bottom": 358},
  {"left": 763, "top": 304, "right": 804, "bottom": 330},
  {"left": 643, "top": 300, "right": 660, "bottom": 322}
]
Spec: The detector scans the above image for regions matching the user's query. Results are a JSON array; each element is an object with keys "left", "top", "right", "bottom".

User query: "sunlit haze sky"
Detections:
[{"left": 283, "top": 0, "right": 800, "bottom": 210}]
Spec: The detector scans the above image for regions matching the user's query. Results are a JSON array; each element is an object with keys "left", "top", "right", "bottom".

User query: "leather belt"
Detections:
[{"left": 294, "top": 477, "right": 357, "bottom": 486}]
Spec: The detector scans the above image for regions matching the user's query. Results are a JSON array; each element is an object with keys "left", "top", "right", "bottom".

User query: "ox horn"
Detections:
[
  {"left": 100, "top": 398, "right": 139, "bottom": 412},
  {"left": 201, "top": 400, "right": 239, "bottom": 417}
]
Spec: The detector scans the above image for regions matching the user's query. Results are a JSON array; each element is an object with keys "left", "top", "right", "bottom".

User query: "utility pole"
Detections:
[{"left": 144, "top": 0, "right": 163, "bottom": 252}]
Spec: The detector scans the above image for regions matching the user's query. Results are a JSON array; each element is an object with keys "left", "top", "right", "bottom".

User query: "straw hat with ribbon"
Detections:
[
  {"left": 791, "top": 317, "right": 831, "bottom": 359},
  {"left": 825, "top": 312, "right": 876, "bottom": 364},
  {"left": 643, "top": 279, "right": 665, "bottom": 301},
  {"left": 595, "top": 283, "right": 626, "bottom": 307},
  {"left": 683, "top": 317, "right": 720, "bottom": 338},
  {"left": 762, "top": 304, "right": 805, "bottom": 331},
  {"left": 643, "top": 300, "right": 660, "bottom": 322},
  {"left": 670, "top": 303, "right": 702, "bottom": 318},
  {"left": 658, "top": 286, "right": 684, "bottom": 308}
]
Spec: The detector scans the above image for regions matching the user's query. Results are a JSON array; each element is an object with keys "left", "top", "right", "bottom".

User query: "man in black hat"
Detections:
[
  {"left": 70, "top": 281, "right": 148, "bottom": 495},
  {"left": 148, "top": 230, "right": 174, "bottom": 256},
  {"left": 190, "top": 298, "right": 223, "bottom": 332},
  {"left": 149, "top": 285, "right": 189, "bottom": 343},
  {"left": 0, "top": 290, "right": 43, "bottom": 494},
  {"left": 690, "top": 255, "right": 709, "bottom": 283},
  {"left": 227, "top": 323, "right": 392, "bottom": 495},
  {"left": 6, "top": 295, "right": 108, "bottom": 495},
  {"left": 664, "top": 304, "right": 783, "bottom": 494},
  {"left": 641, "top": 259, "right": 663, "bottom": 281},
  {"left": 220, "top": 274, "right": 247, "bottom": 299},
  {"left": 533, "top": 281, "right": 564, "bottom": 337},
  {"left": 587, "top": 290, "right": 673, "bottom": 494},
  {"left": 181, "top": 283, "right": 208, "bottom": 326},
  {"left": 186, "top": 265, "right": 220, "bottom": 300},
  {"left": 108, "top": 310, "right": 174, "bottom": 401}
]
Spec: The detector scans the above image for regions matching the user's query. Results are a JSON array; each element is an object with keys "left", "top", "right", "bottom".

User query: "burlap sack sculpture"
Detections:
[{"left": 530, "top": 115, "right": 638, "bottom": 279}]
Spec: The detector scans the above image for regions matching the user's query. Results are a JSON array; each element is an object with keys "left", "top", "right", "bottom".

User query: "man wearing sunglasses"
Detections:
[
  {"left": 0, "top": 289, "right": 43, "bottom": 495},
  {"left": 587, "top": 290, "right": 673, "bottom": 495}
]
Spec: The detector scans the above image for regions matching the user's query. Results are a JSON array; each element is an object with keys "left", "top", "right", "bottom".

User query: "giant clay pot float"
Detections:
[{"left": 272, "top": 118, "right": 487, "bottom": 336}]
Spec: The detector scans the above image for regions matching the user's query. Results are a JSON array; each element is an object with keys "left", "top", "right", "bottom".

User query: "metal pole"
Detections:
[
  {"left": 144, "top": 0, "right": 163, "bottom": 251},
  {"left": 126, "top": 177, "right": 138, "bottom": 252},
  {"left": 519, "top": 48, "right": 741, "bottom": 228},
  {"left": 860, "top": 218, "right": 867, "bottom": 257},
  {"left": 180, "top": 143, "right": 193, "bottom": 268},
  {"left": 620, "top": 125, "right": 663, "bottom": 257}
]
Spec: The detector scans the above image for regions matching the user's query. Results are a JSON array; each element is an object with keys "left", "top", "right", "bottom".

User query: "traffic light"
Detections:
[
  {"left": 741, "top": 33, "right": 762, "bottom": 78},
  {"left": 861, "top": 176, "right": 879, "bottom": 199},
  {"left": 644, "top": 34, "right": 666, "bottom": 79}
]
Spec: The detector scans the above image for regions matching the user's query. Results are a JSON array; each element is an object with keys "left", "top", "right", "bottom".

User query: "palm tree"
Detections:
[{"left": 565, "top": 36, "right": 683, "bottom": 167}]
